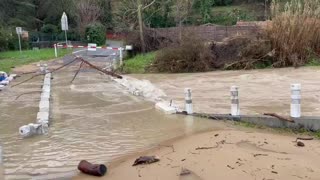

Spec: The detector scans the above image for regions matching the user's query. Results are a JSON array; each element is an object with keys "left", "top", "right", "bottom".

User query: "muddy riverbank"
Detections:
[{"left": 73, "top": 125, "right": 320, "bottom": 180}]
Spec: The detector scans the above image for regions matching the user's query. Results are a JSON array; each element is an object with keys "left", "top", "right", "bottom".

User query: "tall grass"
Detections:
[
  {"left": 0, "top": 48, "right": 70, "bottom": 73},
  {"left": 122, "top": 52, "right": 156, "bottom": 74},
  {"left": 268, "top": 0, "right": 320, "bottom": 67}
]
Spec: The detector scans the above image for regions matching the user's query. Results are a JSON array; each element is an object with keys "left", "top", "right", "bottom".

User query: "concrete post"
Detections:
[
  {"left": 54, "top": 44, "right": 58, "bottom": 58},
  {"left": 291, "top": 84, "right": 301, "bottom": 118},
  {"left": 184, "top": 88, "right": 193, "bottom": 114},
  {"left": 231, "top": 86, "right": 240, "bottom": 116},
  {"left": 119, "top": 48, "right": 123, "bottom": 66},
  {"left": 113, "top": 58, "right": 117, "bottom": 70},
  {"left": 19, "top": 123, "right": 42, "bottom": 137}
]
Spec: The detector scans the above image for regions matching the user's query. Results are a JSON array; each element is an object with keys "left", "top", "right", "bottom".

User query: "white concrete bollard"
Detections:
[
  {"left": 45, "top": 73, "right": 51, "bottom": 78},
  {"left": 38, "top": 64, "right": 49, "bottom": 73},
  {"left": 119, "top": 48, "right": 124, "bottom": 66},
  {"left": 184, "top": 88, "right": 193, "bottom": 114},
  {"left": 42, "top": 85, "right": 51, "bottom": 94},
  {"left": 291, "top": 84, "right": 301, "bottom": 118},
  {"left": 37, "top": 112, "right": 49, "bottom": 124},
  {"left": 231, "top": 86, "right": 240, "bottom": 116},
  {"left": 41, "top": 92, "right": 50, "bottom": 101},
  {"left": 43, "top": 81, "right": 51, "bottom": 87},
  {"left": 19, "top": 123, "right": 41, "bottom": 137},
  {"left": 39, "top": 100, "right": 50, "bottom": 112}
]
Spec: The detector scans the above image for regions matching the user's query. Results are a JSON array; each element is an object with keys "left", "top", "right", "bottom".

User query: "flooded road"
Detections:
[
  {"left": 132, "top": 66, "right": 320, "bottom": 116},
  {"left": 0, "top": 65, "right": 226, "bottom": 179}
]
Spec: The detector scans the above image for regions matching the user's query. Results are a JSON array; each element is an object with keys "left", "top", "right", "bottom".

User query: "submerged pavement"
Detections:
[
  {"left": 0, "top": 50, "right": 224, "bottom": 179},
  {"left": 132, "top": 66, "right": 320, "bottom": 116}
]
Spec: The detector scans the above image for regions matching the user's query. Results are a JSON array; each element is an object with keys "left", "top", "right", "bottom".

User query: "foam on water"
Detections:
[{"left": 113, "top": 76, "right": 167, "bottom": 102}]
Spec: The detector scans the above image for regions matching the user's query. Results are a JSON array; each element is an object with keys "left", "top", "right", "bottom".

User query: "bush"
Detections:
[
  {"left": 85, "top": 23, "right": 106, "bottom": 46},
  {"left": 150, "top": 34, "right": 215, "bottom": 73},
  {"left": 267, "top": 0, "right": 320, "bottom": 67},
  {"left": 215, "top": 0, "right": 233, "bottom": 6},
  {"left": 0, "top": 28, "right": 11, "bottom": 51},
  {"left": 41, "top": 24, "right": 58, "bottom": 34}
]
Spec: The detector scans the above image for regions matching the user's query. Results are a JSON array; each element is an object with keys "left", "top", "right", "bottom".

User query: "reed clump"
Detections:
[{"left": 267, "top": 0, "right": 320, "bottom": 67}]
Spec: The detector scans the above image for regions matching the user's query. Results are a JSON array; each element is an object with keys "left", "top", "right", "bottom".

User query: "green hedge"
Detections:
[{"left": 85, "top": 23, "right": 106, "bottom": 46}]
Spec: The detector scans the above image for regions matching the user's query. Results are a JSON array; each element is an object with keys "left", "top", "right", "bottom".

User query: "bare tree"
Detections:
[
  {"left": 174, "top": 0, "right": 195, "bottom": 40},
  {"left": 115, "top": 0, "right": 156, "bottom": 53},
  {"left": 76, "top": 0, "right": 102, "bottom": 35}
]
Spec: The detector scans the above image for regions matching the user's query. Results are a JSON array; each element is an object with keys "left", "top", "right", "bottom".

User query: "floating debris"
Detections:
[{"left": 132, "top": 156, "right": 160, "bottom": 166}]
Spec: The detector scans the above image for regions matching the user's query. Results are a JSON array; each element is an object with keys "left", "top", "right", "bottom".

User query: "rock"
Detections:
[
  {"left": 297, "top": 141, "right": 305, "bottom": 147},
  {"left": 179, "top": 168, "right": 203, "bottom": 180},
  {"left": 180, "top": 168, "right": 191, "bottom": 176},
  {"left": 132, "top": 156, "right": 160, "bottom": 166}
]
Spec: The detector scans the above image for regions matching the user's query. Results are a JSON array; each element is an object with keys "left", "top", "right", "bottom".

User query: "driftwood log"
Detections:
[{"left": 263, "top": 113, "right": 294, "bottom": 123}]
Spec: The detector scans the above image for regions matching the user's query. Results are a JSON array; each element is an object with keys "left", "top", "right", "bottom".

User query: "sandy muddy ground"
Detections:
[
  {"left": 74, "top": 125, "right": 320, "bottom": 180},
  {"left": 132, "top": 67, "right": 320, "bottom": 116}
]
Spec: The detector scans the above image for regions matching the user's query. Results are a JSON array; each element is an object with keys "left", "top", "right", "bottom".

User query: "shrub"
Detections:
[
  {"left": 150, "top": 34, "right": 215, "bottom": 73},
  {"left": 41, "top": 24, "right": 58, "bottom": 34},
  {"left": 267, "top": 0, "right": 320, "bottom": 67},
  {"left": 85, "top": 23, "right": 106, "bottom": 46},
  {"left": 0, "top": 28, "right": 11, "bottom": 51}
]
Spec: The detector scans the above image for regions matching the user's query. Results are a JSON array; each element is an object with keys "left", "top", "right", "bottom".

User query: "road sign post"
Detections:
[
  {"left": 16, "top": 27, "right": 22, "bottom": 53},
  {"left": 61, "top": 12, "right": 69, "bottom": 46}
]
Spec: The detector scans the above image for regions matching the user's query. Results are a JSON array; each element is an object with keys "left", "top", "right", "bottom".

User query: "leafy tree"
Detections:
[{"left": 85, "top": 23, "right": 106, "bottom": 45}]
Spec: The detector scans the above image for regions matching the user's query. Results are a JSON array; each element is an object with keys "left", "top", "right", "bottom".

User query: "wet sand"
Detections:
[
  {"left": 132, "top": 66, "right": 320, "bottom": 116},
  {"left": 74, "top": 125, "right": 320, "bottom": 180}
]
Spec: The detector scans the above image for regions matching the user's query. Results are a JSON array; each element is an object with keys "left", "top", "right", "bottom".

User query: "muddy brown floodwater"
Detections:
[
  {"left": 132, "top": 66, "right": 320, "bottom": 116},
  {"left": 0, "top": 69, "right": 227, "bottom": 180}
]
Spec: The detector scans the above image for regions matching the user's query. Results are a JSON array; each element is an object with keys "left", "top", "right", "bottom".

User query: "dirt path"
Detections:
[{"left": 132, "top": 66, "right": 320, "bottom": 116}]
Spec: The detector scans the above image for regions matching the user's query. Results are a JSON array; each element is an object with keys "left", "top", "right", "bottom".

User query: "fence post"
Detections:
[
  {"left": 113, "top": 58, "right": 117, "bottom": 70},
  {"left": 54, "top": 44, "right": 58, "bottom": 58},
  {"left": 291, "top": 84, "right": 301, "bottom": 118},
  {"left": 119, "top": 48, "right": 123, "bottom": 66},
  {"left": 184, "top": 88, "right": 193, "bottom": 114},
  {"left": 231, "top": 86, "right": 240, "bottom": 116}
]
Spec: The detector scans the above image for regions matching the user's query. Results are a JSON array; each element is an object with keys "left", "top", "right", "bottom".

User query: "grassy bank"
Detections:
[
  {"left": 235, "top": 121, "right": 320, "bottom": 139},
  {"left": 122, "top": 52, "right": 155, "bottom": 74},
  {"left": 0, "top": 48, "right": 70, "bottom": 73}
]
